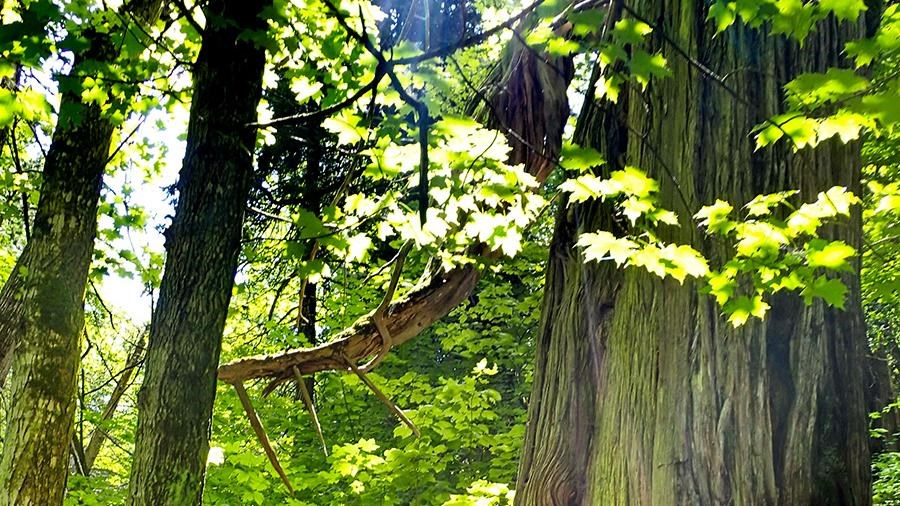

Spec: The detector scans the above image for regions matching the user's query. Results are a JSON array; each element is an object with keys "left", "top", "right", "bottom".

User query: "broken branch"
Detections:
[
  {"left": 233, "top": 382, "right": 295, "bottom": 494},
  {"left": 293, "top": 366, "right": 328, "bottom": 456},
  {"left": 345, "top": 356, "right": 420, "bottom": 437}
]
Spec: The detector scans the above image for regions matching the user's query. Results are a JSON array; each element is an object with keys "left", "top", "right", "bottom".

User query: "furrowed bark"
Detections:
[
  {"left": 0, "top": 2, "right": 163, "bottom": 503},
  {"left": 127, "top": 0, "right": 270, "bottom": 503},
  {"left": 218, "top": 15, "right": 576, "bottom": 386},
  {"left": 515, "top": 83, "right": 629, "bottom": 504},
  {"left": 516, "top": 3, "right": 870, "bottom": 505},
  {"left": 0, "top": 246, "right": 26, "bottom": 389},
  {"left": 0, "top": 0, "right": 162, "bottom": 397}
]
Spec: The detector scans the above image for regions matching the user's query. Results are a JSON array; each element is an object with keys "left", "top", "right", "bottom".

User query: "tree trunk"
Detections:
[
  {"left": 0, "top": 92, "right": 114, "bottom": 505},
  {"left": 0, "top": 245, "right": 27, "bottom": 389},
  {"left": 516, "top": 5, "right": 870, "bottom": 506},
  {"left": 127, "top": 0, "right": 269, "bottom": 503},
  {"left": 0, "top": 2, "right": 162, "bottom": 394},
  {"left": 0, "top": 3, "right": 162, "bottom": 502}
]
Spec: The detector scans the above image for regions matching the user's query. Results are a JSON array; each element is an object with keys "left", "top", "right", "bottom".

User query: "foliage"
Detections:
[{"left": 0, "top": 0, "right": 897, "bottom": 502}]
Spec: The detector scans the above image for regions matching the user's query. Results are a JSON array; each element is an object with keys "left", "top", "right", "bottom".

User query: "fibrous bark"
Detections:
[
  {"left": 0, "top": 2, "right": 162, "bottom": 503},
  {"left": 127, "top": 0, "right": 270, "bottom": 503},
  {"left": 516, "top": 5, "right": 870, "bottom": 505}
]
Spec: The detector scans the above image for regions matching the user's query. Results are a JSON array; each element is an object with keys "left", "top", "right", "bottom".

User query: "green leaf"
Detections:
[
  {"left": 346, "top": 234, "right": 373, "bottom": 262},
  {"left": 817, "top": 112, "right": 866, "bottom": 143},
  {"left": 819, "top": 0, "right": 866, "bottom": 21},
  {"left": 801, "top": 275, "right": 848, "bottom": 308},
  {"left": 695, "top": 200, "right": 734, "bottom": 234},
  {"left": 621, "top": 196, "right": 654, "bottom": 223},
  {"left": 755, "top": 114, "right": 819, "bottom": 150},
  {"left": 724, "top": 294, "right": 769, "bottom": 327},
  {"left": 785, "top": 69, "right": 869, "bottom": 108},
  {"left": 560, "top": 174, "right": 605, "bottom": 203},
  {"left": 661, "top": 244, "right": 710, "bottom": 283},
  {"left": 570, "top": 9, "right": 606, "bottom": 36},
  {"left": 650, "top": 208, "right": 680, "bottom": 226},
  {"left": 546, "top": 37, "right": 581, "bottom": 56},
  {"left": 806, "top": 240, "right": 855, "bottom": 270},
  {"left": 771, "top": 0, "right": 817, "bottom": 42},
  {"left": 708, "top": 1, "right": 737, "bottom": 33},
  {"left": 525, "top": 25, "right": 554, "bottom": 47},
  {"left": 734, "top": 222, "right": 789, "bottom": 257},
  {"left": 595, "top": 73, "right": 623, "bottom": 103},
  {"left": 357, "top": 438, "right": 379, "bottom": 453},
  {"left": 745, "top": 191, "right": 798, "bottom": 216},
  {"left": 323, "top": 110, "right": 365, "bottom": 145},
  {"left": 610, "top": 166, "right": 658, "bottom": 197},
  {"left": 630, "top": 244, "right": 667, "bottom": 278},
  {"left": 612, "top": 18, "right": 652, "bottom": 45},
  {"left": 628, "top": 50, "right": 671, "bottom": 88},
  {"left": 845, "top": 38, "right": 879, "bottom": 67},
  {"left": 708, "top": 271, "right": 736, "bottom": 304},
  {"left": 857, "top": 93, "right": 900, "bottom": 128},
  {"left": 576, "top": 231, "right": 638, "bottom": 266},
  {"left": 560, "top": 143, "right": 605, "bottom": 171}
]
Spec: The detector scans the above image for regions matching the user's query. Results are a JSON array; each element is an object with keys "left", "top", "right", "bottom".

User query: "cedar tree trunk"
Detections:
[{"left": 516, "top": 5, "right": 870, "bottom": 505}]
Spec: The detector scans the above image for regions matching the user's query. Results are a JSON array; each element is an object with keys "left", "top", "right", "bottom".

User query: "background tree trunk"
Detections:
[
  {"left": 127, "top": 0, "right": 269, "bottom": 503},
  {"left": 516, "top": 4, "right": 870, "bottom": 505},
  {"left": 82, "top": 337, "right": 146, "bottom": 474}
]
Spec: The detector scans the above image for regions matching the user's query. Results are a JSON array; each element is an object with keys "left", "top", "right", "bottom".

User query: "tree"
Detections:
[
  {"left": 0, "top": 0, "right": 163, "bottom": 502},
  {"left": 127, "top": 0, "right": 271, "bottom": 502},
  {"left": 516, "top": 4, "right": 872, "bottom": 505}
]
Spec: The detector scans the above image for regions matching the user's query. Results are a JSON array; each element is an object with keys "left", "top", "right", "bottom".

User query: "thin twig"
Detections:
[
  {"left": 173, "top": 0, "right": 204, "bottom": 35},
  {"left": 247, "top": 206, "right": 293, "bottom": 224},
  {"left": 248, "top": 72, "right": 383, "bottom": 128}
]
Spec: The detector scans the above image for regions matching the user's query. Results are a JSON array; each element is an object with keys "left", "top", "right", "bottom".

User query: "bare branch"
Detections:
[
  {"left": 346, "top": 356, "right": 420, "bottom": 437},
  {"left": 233, "top": 382, "right": 295, "bottom": 494},
  {"left": 293, "top": 366, "right": 328, "bottom": 456}
]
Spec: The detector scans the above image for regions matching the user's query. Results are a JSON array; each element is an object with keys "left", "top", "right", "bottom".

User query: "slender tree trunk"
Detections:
[
  {"left": 0, "top": 0, "right": 162, "bottom": 394},
  {"left": 0, "top": 61, "right": 25, "bottom": 389},
  {"left": 0, "top": 4, "right": 162, "bottom": 503},
  {"left": 0, "top": 246, "right": 26, "bottom": 389},
  {"left": 127, "top": 0, "right": 269, "bottom": 503},
  {"left": 82, "top": 337, "right": 146, "bottom": 473},
  {"left": 517, "top": 5, "right": 870, "bottom": 506},
  {"left": 0, "top": 92, "right": 114, "bottom": 504}
]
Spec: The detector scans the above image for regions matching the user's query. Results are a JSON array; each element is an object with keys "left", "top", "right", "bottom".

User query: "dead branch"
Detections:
[
  {"left": 233, "top": 382, "right": 295, "bottom": 494},
  {"left": 84, "top": 337, "right": 146, "bottom": 472},
  {"left": 360, "top": 241, "right": 412, "bottom": 372},
  {"left": 218, "top": 264, "right": 479, "bottom": 385},
  {"left": 346, "top": 356, "right": 420, "bottom": 437},
  {"left": 293, "top": 366, "right": 328, "bottom": 456}
]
